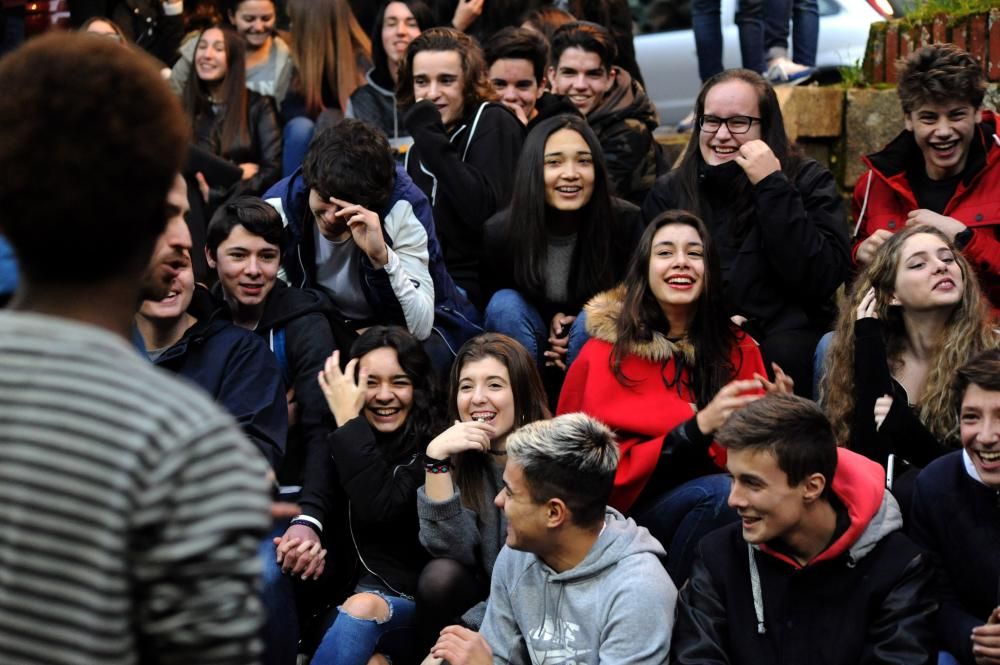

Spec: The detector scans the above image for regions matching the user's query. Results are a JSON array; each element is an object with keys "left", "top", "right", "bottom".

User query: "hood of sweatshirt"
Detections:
[
  {"left": 255, "top": 281, "right": 331, "bottom": 332},
  {"left": 550, "top": 507, "right": 666, "bottom": 583},
  {"left": 757, "top": 447, "right": 900, "bottom": 568},
  {"left": 483, "top": 507, "right": 674, "bottom": 663},
  {"left": 744, "top": 448, "right": 902, "bottom": 634}
]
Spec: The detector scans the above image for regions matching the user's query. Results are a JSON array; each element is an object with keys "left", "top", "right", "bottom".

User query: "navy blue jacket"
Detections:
[
  {"left": 264, "top": 163, "right": 481, "bottom": 351},
  {"left": 911, "top": 451, "right": 1000, "bottom": 664},
  {"left": 137, "top": 293, "right": 287, "bottom": 470}
]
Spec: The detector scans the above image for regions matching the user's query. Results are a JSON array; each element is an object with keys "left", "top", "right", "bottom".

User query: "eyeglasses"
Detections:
[{"left": 698, "top": 115, "right": 761, "bottom": 134}]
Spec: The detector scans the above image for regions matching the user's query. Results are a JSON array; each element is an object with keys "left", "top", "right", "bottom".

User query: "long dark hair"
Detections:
[
  {"left": 182, "top": 23, "right": 251, "bottom": 156},
  {"left": 504, "top": 114, "right": 628, "bottom": 306},
  {"left": 612, "top": 210, "right": 739, "bottom": 408},
  {"left": 447, "top": 333, "right": 550, "bottom": 513},
  {"left": 673, "top": 69, "right": 802, "bottom": 240},
  {"left": 370, "top": 0, "right": 434, "bottom": 85},
  {"left": 350, "top": 326, "right": 442, "bottom": 448}
]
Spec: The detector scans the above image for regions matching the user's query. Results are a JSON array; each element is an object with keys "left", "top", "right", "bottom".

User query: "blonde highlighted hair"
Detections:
[
  {"left": 821, "top": 225, "right": 994, "bottom": 445},
  {"left": 287, "top": 0, "right": 371, "bottom": 117}
]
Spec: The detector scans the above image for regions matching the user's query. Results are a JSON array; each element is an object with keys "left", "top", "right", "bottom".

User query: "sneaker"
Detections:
[
  {"left": 765, "top": 57, "right": 816, "bottom": 86},
  {"left": 676, "top": 110, "right": 696, "bottom": 133}
]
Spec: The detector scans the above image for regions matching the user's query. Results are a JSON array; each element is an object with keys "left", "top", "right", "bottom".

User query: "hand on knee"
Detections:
[{"left": 342, "top": 592, "right": 391, "bottom": 622}]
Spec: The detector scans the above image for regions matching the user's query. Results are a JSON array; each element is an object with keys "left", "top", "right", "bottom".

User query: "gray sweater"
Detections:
[
  {"left": 481, "top": 508, "right": 676, "bottom": 664},
  {"left": 417, "top": 463, "right": 506, "bottom": 628}
]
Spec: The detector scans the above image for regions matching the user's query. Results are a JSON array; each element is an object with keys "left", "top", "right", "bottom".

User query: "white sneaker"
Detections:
[{"left": 765, "top": 57, "right": 816, "bottom": 85}]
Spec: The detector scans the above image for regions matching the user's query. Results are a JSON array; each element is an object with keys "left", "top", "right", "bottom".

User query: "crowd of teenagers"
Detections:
[{"left": 2, "top": 2, "right": 1000, "bottom": 665}]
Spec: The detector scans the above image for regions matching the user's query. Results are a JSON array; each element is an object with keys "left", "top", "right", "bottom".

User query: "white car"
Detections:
[{"left": 633, "top": 0, "right": 896, "bottom": 124}]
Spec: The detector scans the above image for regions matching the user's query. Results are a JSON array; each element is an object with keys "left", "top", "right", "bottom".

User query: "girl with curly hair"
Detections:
[{"left": 822, "top": 225, "right": 996, "bottom": 477}]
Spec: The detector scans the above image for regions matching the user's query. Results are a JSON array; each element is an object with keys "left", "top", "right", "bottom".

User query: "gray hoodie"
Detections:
[{"left": 481, "top": 508, "right": 676, "bottom": 664}]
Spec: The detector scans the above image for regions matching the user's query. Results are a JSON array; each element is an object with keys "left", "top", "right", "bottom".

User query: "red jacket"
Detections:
[
  {"left": 558, "top": 287, "right": 766, "bottom": 511},
  {"left": 852, "top": 111, "right": 1000, "bottom": 310}
]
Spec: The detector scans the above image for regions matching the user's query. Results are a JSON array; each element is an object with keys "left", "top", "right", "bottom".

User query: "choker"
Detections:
[{"left": 488, "top": 448, "right": 507, "bottom": 457}]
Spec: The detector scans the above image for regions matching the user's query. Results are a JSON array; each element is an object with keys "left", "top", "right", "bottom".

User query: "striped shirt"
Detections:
[{"left": 0, "top": 311, "right": 271, "bottom": 665}]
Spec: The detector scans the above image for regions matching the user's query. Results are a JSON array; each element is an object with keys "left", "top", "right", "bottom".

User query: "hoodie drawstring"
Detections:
[
  {"left": 748, "top": 544, "right": 766, "bottom": 635},
  {"left": 852, "top": 170, "right": 874, "bottom": 239}
]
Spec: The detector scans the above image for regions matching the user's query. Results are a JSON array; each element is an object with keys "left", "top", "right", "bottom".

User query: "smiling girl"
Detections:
[
  {"left": 481, "top": 115, "right": 644, "bottom": 371},
  {"left": 416, "top": 333, "right": 549, "bottom": 645},
  {"left": 643, "top": 69, "right": 850, "bottom": 396},
  {"left": 823, "top": 225, "right": 995, "bottom": 475},
  {"left": 559, "top": 210, "right": 780, "bottom": 584},
  {"left": 182, "top": 23, "right": 282, "bottom": 207},
  {"left": 308, "top": 326, "right": 441, "bottom": 665}
]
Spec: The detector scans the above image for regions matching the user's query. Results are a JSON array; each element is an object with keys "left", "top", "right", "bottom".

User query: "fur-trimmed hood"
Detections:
[{"left": 584, "top": 285, "right": 695, "bottom": 365}]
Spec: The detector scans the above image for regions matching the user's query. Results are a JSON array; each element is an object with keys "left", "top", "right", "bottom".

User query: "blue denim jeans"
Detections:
[
  {"left": 310, "top": 591, "right": 417, "bottom": 665},
  {"left": 692, "top": 0, "right": 765, "bottom": 80},
  {"left": 282, "top": 117, "right": 315, "bottom": 178},
  {"left": 484, "top": 289, "right": 588, "bottom": 368},
  {"left": 632, "top": 474, "right": 738, "bottom": 586},
  {"left": 812, "top": 330, "right": 834, "bottom": 401},
  {"left": 260, "top": 520, "right": 300, "bottom": 665},
  {"left": 764, "top": 0, "right": 819, "bottom": 66}
]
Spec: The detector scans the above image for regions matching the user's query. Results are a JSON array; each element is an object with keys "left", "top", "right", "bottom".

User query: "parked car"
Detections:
[{"left": 632, "top": 0, "right": 900, "bottom": 124}]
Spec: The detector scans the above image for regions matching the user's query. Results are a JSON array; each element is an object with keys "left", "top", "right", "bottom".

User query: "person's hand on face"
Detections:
[
  {"left": 330, "top": 197, "right": 389, "bottom": 268},
  {"left": 425, "top": 420, "right": 496, "bottom": 460},
  {"left": 856, "top": 287, "right": 879, "bottom": 320},
  {"left": 855, "top": 229, "right": 893, "bottom": 267},
  {"left": 734, "top": 139, "right": 781, "bottom": 185}
]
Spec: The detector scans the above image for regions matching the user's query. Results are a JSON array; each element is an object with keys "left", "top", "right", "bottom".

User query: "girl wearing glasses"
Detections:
[{"left": 643, "top": 69, "right": 850, "bottom": 397}]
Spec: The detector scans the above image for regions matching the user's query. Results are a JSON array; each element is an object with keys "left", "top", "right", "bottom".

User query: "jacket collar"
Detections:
[{"left": 583, "top": 285, "right": 695, "bottom": 365}]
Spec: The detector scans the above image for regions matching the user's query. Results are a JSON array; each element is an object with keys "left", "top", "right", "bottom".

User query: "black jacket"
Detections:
[
  {"left": 480, "top": 197, "right": 644, "bottom": 319},
  {"left": 911, "top": 451, "right": 1000, "bottom": 665},
  {"left": 404, "top": 100, "right": 525, "bottom": 305},
  {"left": 588, "top": 69, "right": 661, "bottom": 206},
  {"left": 145, "top": 289, "right": 287, "bottom": 469},
  {"left": 328, "top": 417, "right": 429, "bottom": 596},
  {"left": 74, "top": 0, "right": 183, "bottom": 65},
  {"left": 193, "top": 90, "right": 283, "bottom": 208},
  {"left": 672, "top": 449, "right": 937, "bottom": 665},
  {"left": 643, "top": 158, "right": 850, "bottom": 338},
  {"left": 849, "top": 317, "right": 951, "bottom": 468},
  {"left": 248, "top": 282, "right": 343, "bottom": 494}
]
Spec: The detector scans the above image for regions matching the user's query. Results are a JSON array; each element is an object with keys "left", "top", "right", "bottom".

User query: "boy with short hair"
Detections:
[
  {"left": 911, "top": 349, "right": 1000, "bottom": 665},
  {"left": 672, "top": 394, "right": 937, "bottom": 665},
  {"left": 548, "top": 21, "right": 660, "bottom": 205},
  {"left": 853, "top": 44, "right": 1000, "bottom": 309}
]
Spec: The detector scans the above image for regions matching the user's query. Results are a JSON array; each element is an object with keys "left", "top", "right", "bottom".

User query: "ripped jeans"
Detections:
[{"left": 309, "top": 586, "right": 416, "bottom": 665}]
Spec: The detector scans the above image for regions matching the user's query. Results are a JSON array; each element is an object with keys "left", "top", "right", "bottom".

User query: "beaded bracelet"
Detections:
[{"left": 423, "top": 453, "right": 451, "bottom": 474}]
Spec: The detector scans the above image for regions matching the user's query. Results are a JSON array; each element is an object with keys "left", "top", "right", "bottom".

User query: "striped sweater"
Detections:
[{"left": 0, "top": 311, "right": 271, "bottom": 665}]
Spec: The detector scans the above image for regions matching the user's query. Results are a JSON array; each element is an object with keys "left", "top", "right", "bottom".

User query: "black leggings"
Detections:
[{"left": 415, "top": 558, "right": 488, "bottom": 656}]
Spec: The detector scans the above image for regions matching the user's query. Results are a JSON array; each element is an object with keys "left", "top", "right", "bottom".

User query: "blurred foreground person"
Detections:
[{"left": 0, "top": 33, "right": 270, "bottom": 665}]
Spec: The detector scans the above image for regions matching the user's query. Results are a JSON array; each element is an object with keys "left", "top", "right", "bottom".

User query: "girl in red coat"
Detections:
[{"left": 559, "top": 209, "right": 783, "bottom": 584}]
